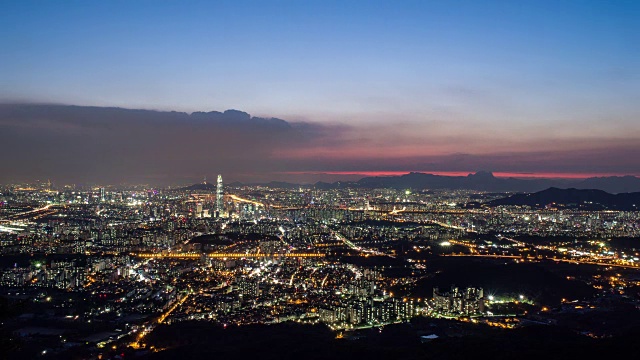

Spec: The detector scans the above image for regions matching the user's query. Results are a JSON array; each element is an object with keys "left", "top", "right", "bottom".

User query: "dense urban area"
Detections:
[{"left": 2, "top": 176, "right": 640, "bottom": 359}]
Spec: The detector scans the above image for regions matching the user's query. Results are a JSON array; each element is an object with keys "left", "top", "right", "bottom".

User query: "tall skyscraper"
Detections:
[
  {"left": 99, "top": 187, "right": 106, "bottom": 202},
  {"left": 216, "top": 174, "right": 223, "bottom": 217}
]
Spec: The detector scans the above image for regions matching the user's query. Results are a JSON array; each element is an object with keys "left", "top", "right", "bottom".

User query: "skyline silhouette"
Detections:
[{"left": 1, "top": 1, "right": 639, "bottom": 184}]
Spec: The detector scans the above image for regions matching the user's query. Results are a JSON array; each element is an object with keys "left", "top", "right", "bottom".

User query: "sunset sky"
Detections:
[{"left": 1, "top": 1, "right": 639, "bottom": 184}]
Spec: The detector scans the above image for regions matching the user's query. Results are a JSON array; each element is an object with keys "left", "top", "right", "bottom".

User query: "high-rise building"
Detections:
[
  {"left": 99, "top": 187, "right": 106, "bottom": 202},
  {"left": 216, "top": 174, "right": 223, "bottom": 217},
  {"left": 432, "top": 286, "right": 484, "bottom": 316},
  {"left": 237, "top": 279, "right": 259, "bottom": 298}
]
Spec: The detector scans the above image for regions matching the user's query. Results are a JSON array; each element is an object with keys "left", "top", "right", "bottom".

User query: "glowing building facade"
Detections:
[{"left": 216, "top": 174, "right": 224, "bottom": 217}]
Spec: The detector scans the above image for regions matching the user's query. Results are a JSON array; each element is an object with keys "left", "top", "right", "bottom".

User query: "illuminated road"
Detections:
[
  {"left": 496, "top": 234, "right": 526, "bottom": 246},
  {"left": 444, "top": 254, "right": 520, "bottom": 259},
  {"left": 158, "top": 293, "right": 189, "bottom": 324},
  {"left": 3, "top": 204, "right": 59, "bottom": 221},
  {"left": 552, "top": 258, "right": 640, "bottom": 269},
  {"left": 0, "top": 224, "right": 24, "bottom": 233},
  {"left": 228, "top": 194, "right": 265, "bottom": 207},
  {"left": 332, "top": 230, "right": 359, "bottom": 251},
  {"left": 331, "top": 228, "right": 393, "bottom": 257},
  {"left": 387, "top": 206, "right": 406, "bottom": 216},
  {"left": 429, "top": 220, "right": 477, "bottom": 233},
  {"left": 129, "top": 292, "right": 190, "bottom": 349},
  {"left": 133, "top": 252, "right": 325, "bottom": 259},
  {"left": 443, "top": 254, "right": 640, "bottom": 269}
]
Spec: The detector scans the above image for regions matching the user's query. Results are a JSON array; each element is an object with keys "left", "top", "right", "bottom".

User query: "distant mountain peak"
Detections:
[{"left": 468, "top": 171, "right": 495, "bottom": 178}]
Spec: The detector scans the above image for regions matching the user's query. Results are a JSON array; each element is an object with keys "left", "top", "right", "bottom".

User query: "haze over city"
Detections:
[
  {"left": 1, "top": 0, "right": 639, "bottom": 185},
  {"left": 4, "top": 2, "right": 640, "bottom": 360}
]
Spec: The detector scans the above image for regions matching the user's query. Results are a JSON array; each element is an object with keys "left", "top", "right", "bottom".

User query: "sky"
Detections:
[{"left": 1, "top": 0, "right": 639, "bottom": 184}]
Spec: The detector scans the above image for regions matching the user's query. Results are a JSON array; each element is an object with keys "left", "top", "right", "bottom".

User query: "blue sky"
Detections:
[
  {"left": 1, "top": 1, "right": 639, "bottom": 182},
  {"left": 2, "top": 0, "right": 637, "bottom": 118}
]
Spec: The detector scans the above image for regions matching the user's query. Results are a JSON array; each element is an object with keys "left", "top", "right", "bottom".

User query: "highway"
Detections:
[
  {"left": 2, "top": 203, "right": 59, "bottom": 221},
  {"left": 227, "top": 194, "right": 265, "bottom": 207},
  {"left": 429, "top": 220, "right": 477, "bottom": 233},
  {"left": 443, "top": 254, "right": 640, "bottom": 269},
  {"left": 330, "top": 228, "right": 394, "bottom": 257},
  {"left": 133, "top": 252, "right": 325, "bottom": 259}
]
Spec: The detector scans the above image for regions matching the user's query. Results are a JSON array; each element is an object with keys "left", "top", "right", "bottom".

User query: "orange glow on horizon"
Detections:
[{"left": 281, "top": 171, "right": 639, "bottom": 179}]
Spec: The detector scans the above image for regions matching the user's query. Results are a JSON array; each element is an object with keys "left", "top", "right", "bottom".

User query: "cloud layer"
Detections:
[{"left": 0, "top": 104, "right": 638, "bottom": 185}]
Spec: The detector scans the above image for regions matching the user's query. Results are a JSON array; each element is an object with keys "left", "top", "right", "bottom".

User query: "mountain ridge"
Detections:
[
  {"left": 333, "top": 172, "right": 640, "bottom": 193},
  {"left": 179, "top": 172, "right": 640, "bottom": 193},
  {"left": 488, "top": 187, "right": 640, "bottom": 210}
]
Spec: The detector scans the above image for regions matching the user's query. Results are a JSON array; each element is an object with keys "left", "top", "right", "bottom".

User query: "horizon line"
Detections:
[{"left": 280, "top": 171, "right": 640, "bottom": 180}]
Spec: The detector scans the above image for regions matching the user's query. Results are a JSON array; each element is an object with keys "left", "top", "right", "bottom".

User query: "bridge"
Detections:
[{"left": 1, "top": 204, "right": 62, "bottom": 221}]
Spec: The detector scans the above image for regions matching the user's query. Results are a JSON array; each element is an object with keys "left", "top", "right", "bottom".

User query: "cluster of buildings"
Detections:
[
  {"left": 1, "top": 179, "right": 640, "bottom": 357},
  {"left": 319, "top": 297, "right": 419, "bottom": 326},
  {"left": 432, "top": 286, "right": 485, "bottom": 316}
]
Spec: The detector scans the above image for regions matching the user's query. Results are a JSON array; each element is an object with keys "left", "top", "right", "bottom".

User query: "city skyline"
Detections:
[
  {"left": 2, "top": 176, "right": 640, "bottom": 359},
  {"left": 1, "top": 1, "right": 639, "bottom": 184},
  {"left": 3, "top": 2, "right": 640, "bottom": 359}
]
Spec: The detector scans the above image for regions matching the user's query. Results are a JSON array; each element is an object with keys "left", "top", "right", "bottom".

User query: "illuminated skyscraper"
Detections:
[
  {"left": 99, "top": 187, "right": 105, "bottom": 202},
  {"left": 216, "top": 174, "right": 223, "bottom": 217}
]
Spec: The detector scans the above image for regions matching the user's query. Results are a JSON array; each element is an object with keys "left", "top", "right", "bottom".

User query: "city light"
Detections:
[{"left": 1, "top": 177, "right": 639, "bottom": 356}]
